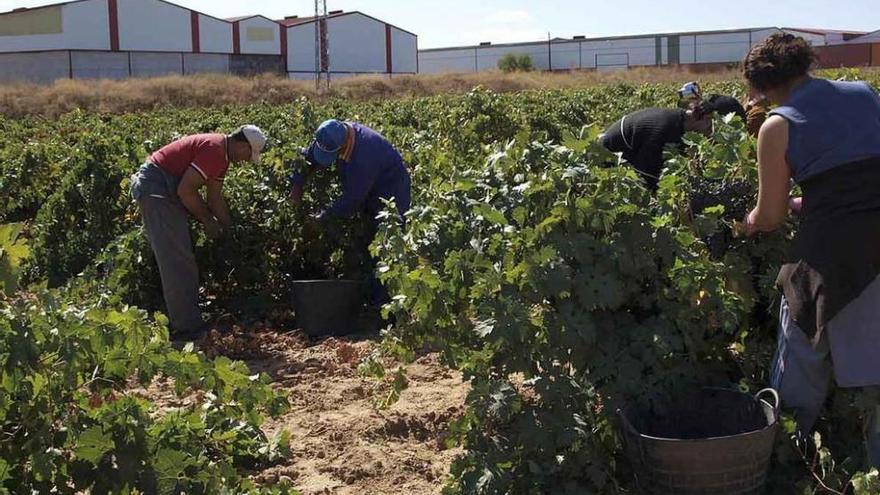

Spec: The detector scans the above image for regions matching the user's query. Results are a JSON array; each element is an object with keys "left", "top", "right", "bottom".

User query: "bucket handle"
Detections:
[
  {"left": 755, "top": 387, "right": 780, "bottom": 416},
  {"left": 616, "top": 408, "right": 647, "bottom": 465}
]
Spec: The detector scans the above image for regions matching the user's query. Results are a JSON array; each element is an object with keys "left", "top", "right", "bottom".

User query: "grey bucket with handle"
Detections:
[{"left": 618, "top": 387, "right": 780, "bottom": 495}]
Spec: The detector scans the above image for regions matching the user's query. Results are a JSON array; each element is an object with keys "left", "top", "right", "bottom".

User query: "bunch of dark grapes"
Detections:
[{"left": 688, "top": 178, "right": 755, "bottom": 258}]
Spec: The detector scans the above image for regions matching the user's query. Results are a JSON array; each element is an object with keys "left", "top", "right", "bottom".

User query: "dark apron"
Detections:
[{"left": 777, "top": 156, "right": 880, "bottom": 344}]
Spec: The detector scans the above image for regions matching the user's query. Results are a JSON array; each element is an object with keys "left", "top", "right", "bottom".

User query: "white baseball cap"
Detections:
[{"left": 238, "top": 125, "right": 267, "bottom": 164}]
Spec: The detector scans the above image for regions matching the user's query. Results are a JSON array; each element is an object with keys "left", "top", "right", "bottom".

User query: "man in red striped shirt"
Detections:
[{"left": 131, "top": 125, "right": 267, "bottom": 340}]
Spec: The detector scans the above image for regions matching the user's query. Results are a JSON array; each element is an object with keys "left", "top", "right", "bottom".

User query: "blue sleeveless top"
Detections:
[{"left": 770, "top": 78, "right": 880, "bottom": 183}]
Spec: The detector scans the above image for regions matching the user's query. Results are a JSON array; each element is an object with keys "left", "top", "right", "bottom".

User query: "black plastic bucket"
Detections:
[
  {"left": 618, "top": 388, "right": 779, "bottom": 495},
  {"left": 291, "top": 280, "right": 365, "bottom": 336}
]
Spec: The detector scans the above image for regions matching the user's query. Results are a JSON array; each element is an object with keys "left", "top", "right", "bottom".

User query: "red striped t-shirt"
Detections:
[{"left": 150, "top": 134, "right": 229, "bottom": 181}]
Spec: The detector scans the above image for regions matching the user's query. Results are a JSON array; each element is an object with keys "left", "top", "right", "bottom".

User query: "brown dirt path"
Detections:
[{"left": 191, "top": 327, "right": 470, "bottom": 495}]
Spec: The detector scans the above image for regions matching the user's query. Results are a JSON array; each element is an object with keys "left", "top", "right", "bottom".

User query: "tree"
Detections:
[{"left": 498, "top": 53, "right": 534, "bottom": 72}]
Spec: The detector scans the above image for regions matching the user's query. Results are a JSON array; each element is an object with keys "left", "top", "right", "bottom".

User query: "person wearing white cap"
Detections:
[{"left": 130, "top": 125, "right": 267, "bottom": 340}]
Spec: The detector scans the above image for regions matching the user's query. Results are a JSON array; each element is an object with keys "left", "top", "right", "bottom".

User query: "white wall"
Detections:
[
  {"left": 286, "top": 22, "right": 316, "bottom": 72},
  {"left": 183, "top": 53, "right": 229, "bottom": 74},
  {"left": 65, "top": 0, "right": 111, "bottom": 50},
  {"left": 130, "top": 51, "right": 182, "bottom": 77},
  {"left": 418, "top": 48, "right": 476, "bottom": 73},
  {"left": 661, "top": 37, "right": 669, "bottom": 64},
  {"left": 199, "top": 15, "right": 232, "bottom": 54},
  {"left": 694, "top": 32, "right": 750, "bottom": 63},
  {"left": 477, "top": 44, "right": 550, "bottom": 71},
  {"left": 0, "top": 0, "right": 109, "bottom": 53},
  {"left": 679, "top": 35, "right": 696, "bottom": 64},
  {"left": 328, "top": 13, "right": 385, "bottom": 72},
  {"left": 551, "top": 41, "right": 580, "bottom": 70},
  {"left": 783, "top": 30, "right": 828, "bottom": 46},
  {"left": 71, "top": 50, "right": 129, "bottom": 79},
  {"left": 118, "top": 0, "right": 191, "bottom": 52},
  {"left": 749, "top": 28, "right": 781, "bottom": 47},
  {"left": 390, "top": 26, "right": 417, "bottom": 73},
  {"left": 238, "top": 17, "right": 279, "bottom": 55},
  {"left": 581, "top": 37, "right": 656, "bottom": 68},
  {"left": 0, "top": 51, "right": 70, "bottom": 83}
]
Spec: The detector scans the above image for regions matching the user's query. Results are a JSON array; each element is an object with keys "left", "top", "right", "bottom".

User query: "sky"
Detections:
[{"left": 1, "top": 0, "right": 879, "bottom": 49}]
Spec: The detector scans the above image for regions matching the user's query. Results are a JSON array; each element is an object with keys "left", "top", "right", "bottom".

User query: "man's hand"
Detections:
[
  {"left": 204, "top": 218, "right": 224, "bottom": 239},
  {"left": 289, "top": 183, "right": 304, "bottom": 206}
]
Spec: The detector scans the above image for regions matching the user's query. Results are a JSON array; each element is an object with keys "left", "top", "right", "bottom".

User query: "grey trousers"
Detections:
[
  {"left": 138, "top": 196, "right": 203, "bottom": 334},
  {"left": 771, "top": 294, "right": 880, "bottom": 468}
]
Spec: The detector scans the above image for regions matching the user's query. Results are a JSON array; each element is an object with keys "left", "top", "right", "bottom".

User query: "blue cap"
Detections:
[{"left": 306, "top": 119, "right": 347, "bottom": 166}]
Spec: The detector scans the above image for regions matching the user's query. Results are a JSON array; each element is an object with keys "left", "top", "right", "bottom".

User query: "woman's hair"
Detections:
[{"left": 743, "top": 33, "right": 817, "bottom": 92}]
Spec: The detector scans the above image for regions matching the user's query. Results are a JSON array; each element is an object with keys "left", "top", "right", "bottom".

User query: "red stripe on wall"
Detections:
[
  {"left": 108, "top": 0, "right": 119, "bottom": 51},
  {"left": 190, "top": 12, "right": 200, "bottom": 53},
  {"left": 280, "top": 27, "right": 288, "bottom": 72},
  {"left": 232, "top": 22, "right": 240, "bottom": 55},
  {"left": 385, "top": 24, "right": 392, "bottom": 73}
]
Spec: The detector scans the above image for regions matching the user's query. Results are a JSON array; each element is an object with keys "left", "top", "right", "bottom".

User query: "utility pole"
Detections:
[
  {"left": 547, "top": 32, "right": 552, "bottom": 72},
  {"left": 314, "top": 0, "right": 330, "bottom": 92}
]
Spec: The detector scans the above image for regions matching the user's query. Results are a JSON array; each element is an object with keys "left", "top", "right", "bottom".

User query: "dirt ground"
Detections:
[{"left": 142, "top": 326, "right": 469, "bottom": 495}]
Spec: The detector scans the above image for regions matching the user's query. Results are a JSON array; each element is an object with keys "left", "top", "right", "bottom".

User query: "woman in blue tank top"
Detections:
[{"left": 742, "top": 33, "right": 880, "bottom": 469}]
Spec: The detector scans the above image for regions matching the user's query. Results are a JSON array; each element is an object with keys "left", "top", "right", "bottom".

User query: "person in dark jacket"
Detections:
[
  {"left": 742, "top": 33, "right": 880, "bottom": 468},
  {"left": 600, "top": 96, "right": 745, "bottom": 191},
  {"left": 289, "top": 119, "right": 411, "bottom": 306}
]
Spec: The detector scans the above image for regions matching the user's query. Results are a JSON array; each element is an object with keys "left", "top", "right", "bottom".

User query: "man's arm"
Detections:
[
  {"left": 206, "top": 179, "right": 231, "bottom": 227},
  {"left": 289, "top": 158, "right": 318, "bottom": 205},
  {"left": 322, "top": 163, "right": 378, "bottom": 219},
  {"left": 178, "top": 168, "right": 223, "bottom": 237}
]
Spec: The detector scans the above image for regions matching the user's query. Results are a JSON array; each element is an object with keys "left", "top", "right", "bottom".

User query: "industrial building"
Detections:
[
  {"left": 418, "top": 27, "right": 868, "bottom": 74},
  {"left": 0, "top": 0, "right": 418, "bottom": 84},
  {"left": 281, "top": 11, "right": 418, "bottom": 80}
]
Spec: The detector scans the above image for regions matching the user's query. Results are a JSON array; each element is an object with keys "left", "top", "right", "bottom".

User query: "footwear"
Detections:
[{"left": 170, "top": 323, "right": 209, "bottom": 343}]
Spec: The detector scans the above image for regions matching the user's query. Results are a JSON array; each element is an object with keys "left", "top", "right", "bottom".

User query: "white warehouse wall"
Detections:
[
  {"left": 418, "top": 28, "right": 830, "bottom": 74},
  {"left": 390, "top": 27, "right": 417, "bottom": 73},
  {"left": 477, "top": 44, "right": 550, "bottom": 71},
  {"left": 63, "top": 0, "right": 111, "bottom": 50},
  {"left": 418, "top": 48, "right": 476, "bottom": 73},
  {"left": 130, "top": 51, "right": 182, "bottom": 77},
  {"left": 238, "top": 17, "right": 279, "bottom": 55},
  {"left": 694, "top": 32, "right": 751, "bottom": 63},
  {"left": 286, "top": 22, "right": 316, "bottom": 72},
  {"left": 551, "top": 41, "right": 580, "bottom": 69},
  {"left": 679, "top": 36, "right": 696, "bottom": 64},
  {"left": 184, "top": 53, "right": 229, "bottom": 74},
  {"left": 199, "top": 15, "right": 232, "bottom": 54},
  {"left": 71, "top": 50, "right": 129, "bottom": 79},
  {"left": 0, "top": 51, "right": 70, "bottom": 83},
  {"left": 118, "top": 0, "right": 191, "bottom": 52},
  {"left": 328, "top": 13, "right": 385, "bottom": 73},
  {"left": 0, "top": 0, "right": 109, "bottom": 53},
  {"left": 581, "top": 37, "right": 657, "bottom": 68}
]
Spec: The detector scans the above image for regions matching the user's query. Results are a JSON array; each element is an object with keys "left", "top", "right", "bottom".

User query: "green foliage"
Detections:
[
  {"left": 0, "top": 290, "right": 292, "bottom": 494},
  {"left": 2, "top": 71, "right": 879, "bottom": 492},
  {"left": 0, "top": 223, "right": 29, "bottom": 296},
  {"left": 498, "top": 53, "right": 534, "bottom": 72}
]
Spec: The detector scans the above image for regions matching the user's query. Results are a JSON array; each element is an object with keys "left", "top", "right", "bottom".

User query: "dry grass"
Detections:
[{"left": 0, "top": 66, "right": 746, "bottom": 117}]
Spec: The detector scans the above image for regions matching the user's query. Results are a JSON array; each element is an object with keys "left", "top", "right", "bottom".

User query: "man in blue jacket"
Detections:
[{"left": 289, "top": 119, "right": 411, "bottom": 305}]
